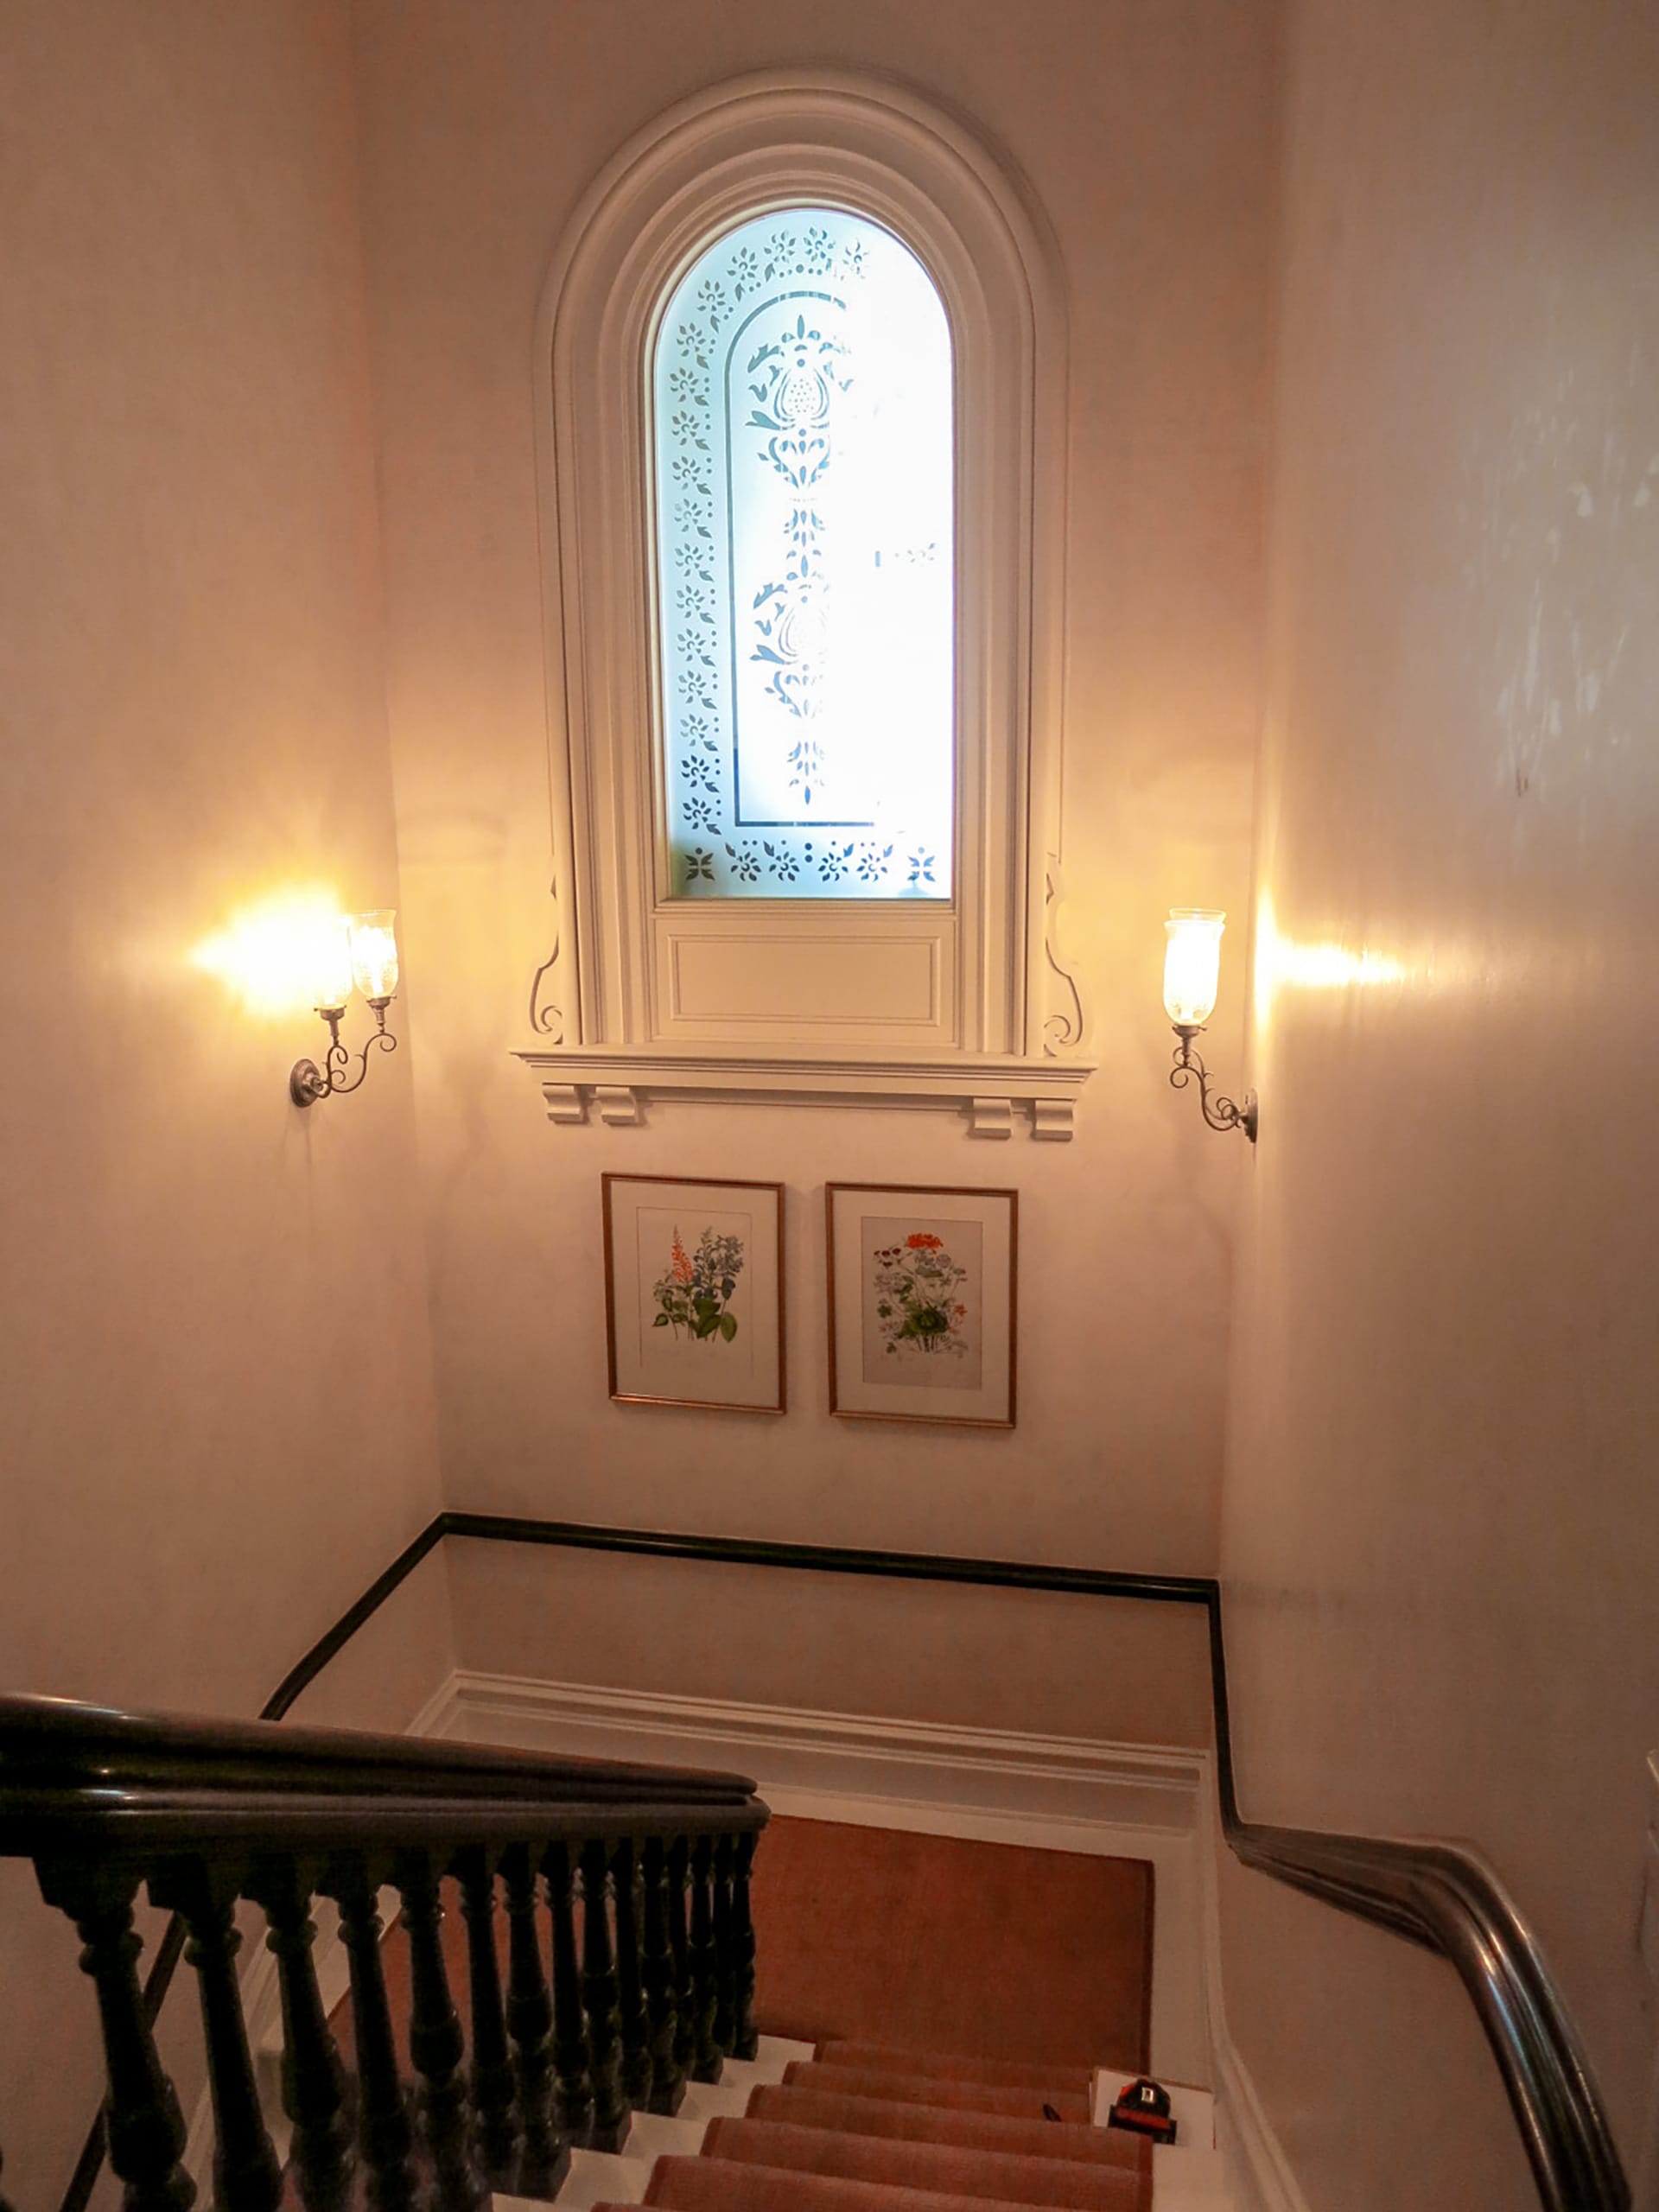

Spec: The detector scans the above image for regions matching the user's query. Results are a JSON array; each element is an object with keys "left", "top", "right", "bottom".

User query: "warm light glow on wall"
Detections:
[
  {"left": 189, "top": 887, "right": 351, "bottom": 1020},
  {"left": 1274, "top": 941, "right": 1408, "bottom": 992},
  {"left": 1253, "top": 891, "right": 1408, "bottom": 1032}
]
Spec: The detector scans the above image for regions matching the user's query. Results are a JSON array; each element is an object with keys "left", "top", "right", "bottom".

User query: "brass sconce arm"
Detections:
[
  {"left": 290, "top": 1001, "right": 397, "bottom": 1108},
  {"left": 1170, "top": 1027, "right": 1257, "bottom": 1142}
]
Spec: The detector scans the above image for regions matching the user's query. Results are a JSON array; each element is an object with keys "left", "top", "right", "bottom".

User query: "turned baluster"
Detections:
[
  {"left": 249, "top": 1867, "right": 353, "bottom": 2212},
  {"left": 40, "top": 1867, "right": 195, "bottom": 2212},
  {"left": 710, "top": 1834, "right": 737, "bottom": 2061},
  {"left": 578, "top": 1840, "right": 628, "bottom": 2152},
  {"left": 687, "top": 1835, "right": 721, "bottom": 2083},
  {"left": 640, "top": 1838, "right": 685, "bottom": 2114},
  {"left": 543, "top": 1841, "right": 593, "bottom": 2146},
  {"left": 398, "top": 1860, "right": 487, "bottom": 2212},
  {"left": 666, "top": 1837, "right": 695, "bottom": 2085},
  {"left": 455, "top": 1850, "right": 521, "bottom": 2188},
  {"left": 327, "top": 1867, "right": 421, "bottom": 2212},
  {"left": 732, "top": 1831, "right": 760, "bottom": 2061},
  {"left": 502, "top": 1846, "right": 569, "bottom": 2197},
  {"left": 610, "top": 1840, "right": 653, "bottom": 2110},
  {"left": 143, "top": 1866, "right": 283, "bottom": 2212}
]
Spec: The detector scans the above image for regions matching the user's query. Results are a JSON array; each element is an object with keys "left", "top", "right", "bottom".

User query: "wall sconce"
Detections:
[
  {"left": 1164, "top": 908, "right": 1257, "bottom": 1141},
  {"left": 289, "top": 910, "right": 401, "bottom": 1108}
]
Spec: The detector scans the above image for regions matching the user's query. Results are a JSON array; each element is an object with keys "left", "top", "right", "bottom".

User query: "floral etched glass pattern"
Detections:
[{"left": 653, "top": 207, "right": 954, "bottom": 899}]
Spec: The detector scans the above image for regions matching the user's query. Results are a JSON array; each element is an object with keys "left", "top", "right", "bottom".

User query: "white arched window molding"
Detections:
[{"left": 518, "top": 71, "right": 1091, "bottom": 1139}]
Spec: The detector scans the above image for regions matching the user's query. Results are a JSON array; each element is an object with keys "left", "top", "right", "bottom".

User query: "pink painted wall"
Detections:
[
  {"left": 444, "top": 1541, "right": 1215, "bottom": 1750},
  {"left": 350, "top": 1, "right": 1274, "bottom": 1651},
  {"left": 1219, "top": 0, "right": 1659, "bottom": 2200},
  {"left": 0, "top": 4, "right": 448, "bottom": 2197}
]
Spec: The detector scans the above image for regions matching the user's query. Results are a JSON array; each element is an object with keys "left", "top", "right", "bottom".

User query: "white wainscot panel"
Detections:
[{"left": 656, "top": 915, "right": 951, "bottom": 1044}]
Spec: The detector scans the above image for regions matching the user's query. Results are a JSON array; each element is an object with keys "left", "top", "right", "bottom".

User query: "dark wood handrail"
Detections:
[
  {"left": 0, "top": 1690, "right": 766, "bottom": 1866},
  {"left": 4, "top": 1791, "right": 767, "bottom": 1857},
  {"left": 0, "top": 1692, "right": 758, "bottom": 1807},
  {"left": 28, "top": 1510, "right": 1630, "bottom": 2212}
]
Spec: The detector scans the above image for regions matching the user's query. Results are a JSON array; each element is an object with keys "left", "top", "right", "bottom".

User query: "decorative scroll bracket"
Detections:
[{"left": 1041, "top": 854, "right": 1087, "bottom": 1057}]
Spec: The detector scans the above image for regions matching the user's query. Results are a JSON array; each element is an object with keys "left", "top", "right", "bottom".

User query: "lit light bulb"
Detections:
[
  {"left": 313, "top": 916, "right": 354, "bottom": 1013},
  {"left": 347, "top": 910, "right": 399, "bottom": 1004},
  {"left": 1163, "top": 909, "right": 1225, "bottom": 1027}
]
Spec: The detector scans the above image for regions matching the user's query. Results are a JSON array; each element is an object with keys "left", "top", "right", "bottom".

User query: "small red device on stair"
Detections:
[{"left": 1107, "top": 2075, "right": 1179, "bottom": 2146}]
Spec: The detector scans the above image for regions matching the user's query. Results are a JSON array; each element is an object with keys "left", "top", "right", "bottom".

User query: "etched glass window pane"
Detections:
[{"left": 654, "top": 208, "right": 954, "bottom": 899}]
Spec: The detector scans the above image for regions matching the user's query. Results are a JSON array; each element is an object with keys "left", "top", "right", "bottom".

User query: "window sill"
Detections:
[{"left": 512, "top": 1046, "right": 1095, "bottom": 1140}]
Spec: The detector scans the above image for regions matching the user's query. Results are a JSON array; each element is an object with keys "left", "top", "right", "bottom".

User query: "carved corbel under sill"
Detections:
[{"left": 513, "top": 1048, "right": 1095, "bottom": 1141}]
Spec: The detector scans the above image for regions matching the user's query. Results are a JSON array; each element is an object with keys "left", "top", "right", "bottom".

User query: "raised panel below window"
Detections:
[{"left": 652, "top": 905, "right": 957, "bottom": 1046}]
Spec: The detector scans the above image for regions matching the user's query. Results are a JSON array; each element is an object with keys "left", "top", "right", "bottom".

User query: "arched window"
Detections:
[
  {"left": 521, "top": 74, "right": 1090, "bottom": 1137},
  {"left": 655, "top": 207, "right": 954, "bottom": 901}
]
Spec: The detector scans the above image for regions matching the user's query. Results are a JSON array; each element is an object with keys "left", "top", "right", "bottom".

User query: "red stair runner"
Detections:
[
  {"left": 745, "top": 2088, "right": 1141, "bottom": 2169},
  {"left": 696, "top": 2119, "right": 1143, "bottom": 2206},
  {"left": 779, "top": 2063, "right": 1096, "bottom": 2126},
  {"left": 590, "top": 2040, "right": 1152, "bottom": 2212}
]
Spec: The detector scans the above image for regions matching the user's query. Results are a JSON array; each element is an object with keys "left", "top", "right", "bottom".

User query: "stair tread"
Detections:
[
  {"left": 783, "top": 2063, "right": 1093, "bottom": 2125},
  {"left": 701, "top": 2117, "right": 1147, "bottom": 2209},
  {"left": 634, "top": 2157, "right": 1129, "bottom": 2212},
  {"left": 818, "top": 2045, "right": 1095, "bottom": 2096},
  {"left": 747, "top": 2088, "right": 1146, "bottom": 2170}
]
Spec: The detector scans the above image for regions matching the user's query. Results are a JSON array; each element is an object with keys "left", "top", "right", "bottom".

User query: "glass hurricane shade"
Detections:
[
  {"left": 311, "top": 918, "right": 355, "bottom": 1012},
  {"left": 347, "top": 910, "right": 399, "bottom": 1002},
  {"left": 1163, "top": 908, "right": 1226, "bottom": 1027}
]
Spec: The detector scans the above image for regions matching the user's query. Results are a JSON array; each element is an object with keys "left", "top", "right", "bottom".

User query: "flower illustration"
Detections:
[
  {"left": 872, "top": 1234, "right": 971, "bottom": 1359},
  {"left": 653, "top": 1225, "right": 744, "bottom": 1344}
]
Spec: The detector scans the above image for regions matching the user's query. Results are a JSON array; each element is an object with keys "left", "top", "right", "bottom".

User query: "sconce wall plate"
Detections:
[{"left": 1170, "top": 1025, "right": 1257, "bottom": 1142}]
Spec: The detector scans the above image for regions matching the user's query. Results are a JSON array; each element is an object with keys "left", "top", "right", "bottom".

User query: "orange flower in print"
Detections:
[
  {"left": 653, "top": 1224, "right": 744, "bottom": 1344},
  {"left": 906, "top": 1231, "right": 943, "bottom": 1249}
]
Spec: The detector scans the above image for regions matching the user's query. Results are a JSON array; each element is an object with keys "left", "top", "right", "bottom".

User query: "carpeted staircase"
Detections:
[{"left": 588, "top": 2041, "right": 1151, "bottom": 2212}]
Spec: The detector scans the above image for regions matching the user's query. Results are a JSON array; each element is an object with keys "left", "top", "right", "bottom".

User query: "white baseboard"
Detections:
[
  {"left": 1211, "top": 2026, "right": 1312, "bottom": 2212},
  {"left": 1190, "top": 1766, "right": 1308, "bottom": 2212},
  {"left": 431, "top": 1669, "right": 1203, "bottom": 1834}
]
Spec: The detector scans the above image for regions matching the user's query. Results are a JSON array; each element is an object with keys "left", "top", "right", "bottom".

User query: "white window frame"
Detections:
[{"left": 518, "top": 70, "right": 1091, "bottom": 1138}]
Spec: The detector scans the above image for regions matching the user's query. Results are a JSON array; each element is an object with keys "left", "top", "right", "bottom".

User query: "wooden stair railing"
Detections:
[{"left": 0, "top": 1693, "right": 768, "bottom": 2212}]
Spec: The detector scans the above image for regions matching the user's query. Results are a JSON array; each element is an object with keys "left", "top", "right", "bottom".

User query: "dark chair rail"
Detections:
[{"left": 21, "top": 1510, "right": 1630, "bottom": 2212}]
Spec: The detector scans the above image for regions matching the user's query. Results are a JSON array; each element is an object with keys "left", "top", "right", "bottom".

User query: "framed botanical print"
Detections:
[
  {"left": 825, "top": 1183, "right": 1017, "bottom": 1428},
  {"left": 602, "top": 1174, "right": 785, "bottom": 1413}
]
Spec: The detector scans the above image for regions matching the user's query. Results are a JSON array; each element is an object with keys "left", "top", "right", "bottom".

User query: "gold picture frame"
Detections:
[
  {"left": 601, "top": 1173, "right": 785, "bottom": 1414},
  {"left": 825, "top": 1182, "right": 1017, "bottom": 1428}
]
